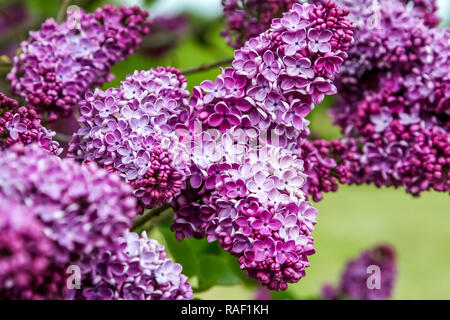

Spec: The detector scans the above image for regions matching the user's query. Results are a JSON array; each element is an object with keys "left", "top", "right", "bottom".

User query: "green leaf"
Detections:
[
  {"left": 159, "top": 227, "right": 199, "bottom": 278},
  {"left": 195, "top": 255, "right": 223, "bottom": 293}
]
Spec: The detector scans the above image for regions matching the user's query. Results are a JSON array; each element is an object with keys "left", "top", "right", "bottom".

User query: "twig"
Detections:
[
  {"left": 181, "top": 58, "right": 233, "bottom": 75},
  {"left": 131, "top": 204, "right": 171, "bottom": 231},
  {"left": 54, "top": 133, "right": 73, "bottom": 143},
  {"left": 57, "top": 0, "right": 72, "bottom": 23}
]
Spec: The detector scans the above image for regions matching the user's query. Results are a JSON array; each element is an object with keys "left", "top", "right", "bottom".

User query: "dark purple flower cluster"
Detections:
[
  {"left": 0, "top": 92, "right": 61, "bottom": 154},
  {"left": 171, "top": 1, "right": 354, "bottom": 290},
  {"left": 7, "top": 5, "right": 151, "bottom": 121},
  {"left": 0, "top": 199, "right": 55, "bottom": 299},
  {"left": 322, "top": 245, "right": 397, "bottom": 300},
  {"left": 69, "top": 67, "right": 191, "bottom": 211},
  {"left": 221, "top": 0, "right": 298, "bottom": 48},
  {"left": 0, "top": 143, "right": 137, "bottom": 298},
  {"left": 141, "top": 15, "right": 189, "bottom": 57},
  {"left": 328, "top": 0, "right": 450, "bottom": 195},
  {"left": 69, "top": 231, "right": 193, "bottom": 300}
]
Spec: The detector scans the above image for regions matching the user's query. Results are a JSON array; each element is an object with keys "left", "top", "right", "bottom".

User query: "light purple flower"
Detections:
[{"left": 308, "top": 29, "right": 333, "bottom": 53}]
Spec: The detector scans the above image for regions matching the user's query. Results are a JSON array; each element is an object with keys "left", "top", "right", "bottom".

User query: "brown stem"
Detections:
[
  {"left": 131, "top": 204, "right": 171, "bottom": 231},
  {"left": 57, "top": 0, "right": 72, "bottom": 23},
  {"left": 181, "top": 58, "right": 233, "bottom": 75}
]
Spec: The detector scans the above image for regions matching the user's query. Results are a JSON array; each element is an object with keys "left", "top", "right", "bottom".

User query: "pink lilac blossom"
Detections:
[
  {"left": 0, "top": 144, "right": 137, "bottom": 282},
  {"left": 172, "top": 1, "right": 354, "bottom": 290},
  {"left": 7, "top": 5, "right": 151, "bottom": 121},
  {"left": 321, "top": 245, "right": 397, "bottom": 300},
  {"left": 0, "top": 199, "right": 56, "bottom": 300},
  {"left": 68, "top": 67, "right": 191, "bottom": 211},
  {"left": 0, "top": 92, "right": 61, "bottom": 154},
  {"left": 326, "top": 0, "right": 450, "bottom": 196},
  {"left": 68, "top": 231, "right": 193, "bottom": 300}
]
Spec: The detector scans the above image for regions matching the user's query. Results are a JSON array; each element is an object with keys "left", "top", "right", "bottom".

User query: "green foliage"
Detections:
[{"left": 157, "top": 222, "right": 250, "bottom": 295}]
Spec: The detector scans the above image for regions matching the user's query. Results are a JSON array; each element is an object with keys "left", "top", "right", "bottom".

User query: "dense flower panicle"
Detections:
[
  {"left": 326, "top": 0, "right": 450, "bottom": 195},
  {"left": 69, "top": 231, "right": 193, "bottom": 300},
  {"left": 0, "top": 144, "right": 137, "bottom": 270},
  {"left": 0, "top": 199, "right": 56, "bottom": 299},
  {"left": 172, "top": 141, "right": 317, "bottom": 290},
  {"left": 171, "top": 1, "right": 354, "bottom": 289},
  {"left": 221, "top": 0, "right": 298, "bottom": 48},
  {"left": 7, "top": 5, "right": 151, "bottom": 121},
  {"left": 194, "top": 0, "right": 353, "bottom": 143},
  {"left": 69, "top": 67, "right": 191, "bottom": 210},
  {"left": 322, "top": 245, "right": 397, "bottom": 300},
  {"left": 0, "top": 92, "right": 61, "bottom": 154}
]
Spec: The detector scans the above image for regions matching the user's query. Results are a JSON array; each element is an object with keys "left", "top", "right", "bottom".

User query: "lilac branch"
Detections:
[{"left": 181, "top": 58, "right": 233, "bottom": 75}]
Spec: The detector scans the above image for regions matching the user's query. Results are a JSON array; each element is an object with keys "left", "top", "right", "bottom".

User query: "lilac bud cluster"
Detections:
[
  {"left": 0, "top": 92, "right": 61, "bottom": 154},
  {"left": 221, "top": 0, "right": 298, "bottom": 48}
]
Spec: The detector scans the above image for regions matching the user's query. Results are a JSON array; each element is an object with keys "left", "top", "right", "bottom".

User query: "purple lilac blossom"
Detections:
[
  {"left": 326, "top": 0, "right": 450, "bottom": 196},
  {"left": 68, "top": 67, "right": 191, "bottom": 211},
  {"left": 221, "top": 0, "right": 298, "bottom": 49},
  {"left": 0, "top": 143, "right": 137, "bottom": 299},
  {"left": 7, "top": 5, "right": 151, "bottom": 121},
  {"left": 0, "top": 199, "right": 56, "bottom": 299},
  {"left": 172, "top": 1, "right": 354, "bottom": 290},
  {"left": 0, "top": 92, "right": 61, "bottom": 154},
  {"left": 321, "top": 245, "right": 397, "bottom": 300},
  {"left": 68, "top": 231, "right": 193, "bottom": 300}
]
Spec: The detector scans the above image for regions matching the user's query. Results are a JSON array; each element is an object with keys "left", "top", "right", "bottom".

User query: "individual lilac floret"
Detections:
[
  {"left": 0, "top": 144, "right": 137, "bottom": 270},
  {"left": 69, "top": 231, "right": 193, "bottom": 300},
  {"left": 7, "top": 5, "right": 151, "bottom": 121},
  {"left": 69, "top": 67, "right": 191, "bottom": 211},
  {"left": 0, "top": 199, "right": 56, "bottom": 300},
  {"left": 322, "top": 245, "right": 397, "bottom": 300}
]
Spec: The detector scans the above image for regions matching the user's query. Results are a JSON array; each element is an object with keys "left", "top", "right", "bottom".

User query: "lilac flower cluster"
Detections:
[
  {"left": 0, "top": 144, "right": 137, "bottom": 298},
  {"left": 328, "top": 0, "right": 450, "bottom": 195},
  {"left": 7, "top": 5, "right": 150, "bottom": 121},
  {"left": 0, "top": 92, "right": 61, "bottom": 154},
  {"left": 69, "top": 231, "right": 193, "bottom": 300},
  {"left": 321, "top": 245, "right": 397, "bottom": 300},
  {"left": 221, "top": 0, "right": 298, "bottom": 48},
  {"left": 0, "top": 199, "right": 55, "bottom": 299},
  {"left": 69, "top": 67, "right": 191, "bottom": 211},
  {"left": 172, "top": 1, "right": 354, "bottom": 290}
]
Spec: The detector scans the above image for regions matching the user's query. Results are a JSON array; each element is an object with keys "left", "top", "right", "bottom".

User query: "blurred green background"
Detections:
[{"left": 0, "top": 0, "right": 449, "bottom": 300}]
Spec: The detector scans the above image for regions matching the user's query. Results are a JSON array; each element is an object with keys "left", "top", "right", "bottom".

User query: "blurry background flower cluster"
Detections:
[{"left": 0, "top": 0, "right": 449, "bottom": 299}]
